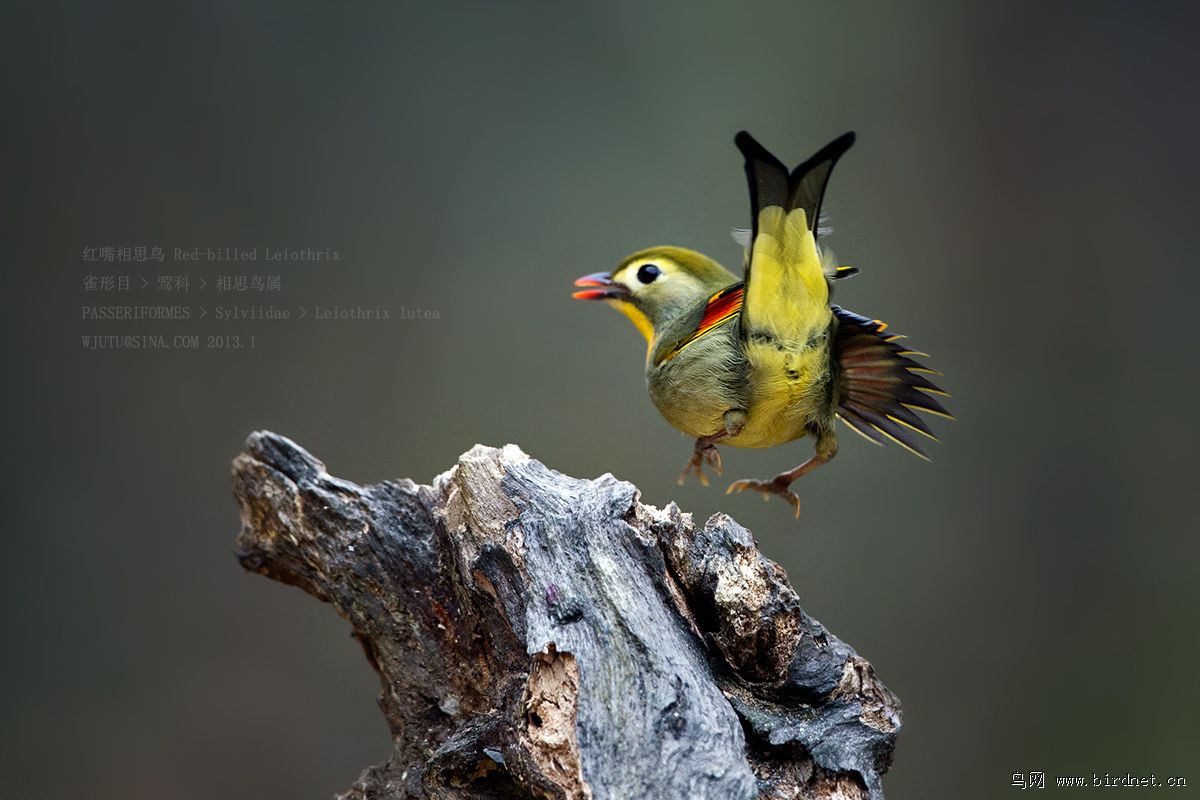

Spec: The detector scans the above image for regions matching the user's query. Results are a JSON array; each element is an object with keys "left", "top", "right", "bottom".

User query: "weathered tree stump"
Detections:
[{"left": 232, "top": 431, "right": 900, "bottom": 800}]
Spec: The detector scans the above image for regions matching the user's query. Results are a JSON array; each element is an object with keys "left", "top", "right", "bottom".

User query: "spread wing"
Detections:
[
  {"left": 832, "top": 306, "right": 952, "bottom": 458},
  {"left": 734, "top": 131, "right": 856, "bottom": 350}
]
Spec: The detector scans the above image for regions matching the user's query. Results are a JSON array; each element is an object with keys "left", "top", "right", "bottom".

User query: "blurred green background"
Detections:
[{"left": 4, "top": 1, "right": 1199, "bottom": 798}]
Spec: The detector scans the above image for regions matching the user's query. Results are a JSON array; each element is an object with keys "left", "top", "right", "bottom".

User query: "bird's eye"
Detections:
[{"left": 636, "top": 264, "right": 662, "bottom": 284}]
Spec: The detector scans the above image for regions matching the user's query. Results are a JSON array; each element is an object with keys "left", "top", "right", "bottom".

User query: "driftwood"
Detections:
[{"left": 232, "top": 431, "right": 901, "bottom": 800}]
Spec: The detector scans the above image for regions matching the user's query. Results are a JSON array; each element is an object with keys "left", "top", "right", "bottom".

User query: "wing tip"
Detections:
[
  {"left": 904, "top": 403, "right": 956, "bottom": 422},
  {"left": 835, "top": 304, "right": 952, "bottom": 460},
  {"left": 871, "top": 421, "right": 932, "bottom": 460},
  {"left": 837, "top": 411, "right": 886, "bottom": 446}
]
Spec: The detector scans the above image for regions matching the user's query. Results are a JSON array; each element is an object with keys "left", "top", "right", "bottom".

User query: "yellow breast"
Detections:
[{"left": 725, "top": 335, "right": 832, "bottom": 448}]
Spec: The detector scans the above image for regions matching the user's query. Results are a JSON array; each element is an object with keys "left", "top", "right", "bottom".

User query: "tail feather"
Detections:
[
  {"left": 734, "top": 131, "right": 856, "bottom": 238},
  {"left": 734, "top": 132, "right": 789, "bottom": 232},
  {"left": 735, "top": 132, "right": 860, "bottom": 350}
]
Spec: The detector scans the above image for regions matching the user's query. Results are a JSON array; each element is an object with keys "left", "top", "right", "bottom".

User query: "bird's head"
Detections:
[{"left": 573, "top": 246, "right": 737, "bottom": 344}]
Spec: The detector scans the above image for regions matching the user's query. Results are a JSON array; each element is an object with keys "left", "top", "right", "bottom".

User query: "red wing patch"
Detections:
[
  {"left": 697, "top": 285, "right": 744, "bottom": 337},
  {"left": 660, "top": 285, "right": 744, "bottom": 363}
]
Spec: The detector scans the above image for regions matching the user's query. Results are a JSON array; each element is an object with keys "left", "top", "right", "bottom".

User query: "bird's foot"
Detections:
[
  {"left": 678, "top": 442, "right": 723, "bottom": 487},
  {"left": 726, "top": 476, "right": 801, "bottom": 518}
]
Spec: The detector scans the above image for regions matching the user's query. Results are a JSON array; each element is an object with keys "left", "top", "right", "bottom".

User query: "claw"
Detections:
[
  {"left": 679, "top": 443, "right": 723, "bottom": 486},
  {"left": 726, "top": 478, "right": 802, "bottom": 518},
  {"left": 678, "top": 463, "right": 708, "bottom": 486},
  {"left": 704, "top": 445, "right": 723, "bottom": 476}
]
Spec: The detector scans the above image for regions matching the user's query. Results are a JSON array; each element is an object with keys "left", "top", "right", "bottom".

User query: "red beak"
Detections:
[{"left": 572, "top": 272, "right": 628, "bottom": 300}]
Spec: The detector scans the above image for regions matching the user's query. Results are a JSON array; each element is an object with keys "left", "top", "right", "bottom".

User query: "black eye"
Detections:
[{"left": 636, "top": 264, "right": 661, "bottom": 284}]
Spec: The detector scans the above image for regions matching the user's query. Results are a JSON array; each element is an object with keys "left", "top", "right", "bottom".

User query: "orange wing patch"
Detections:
[
  {"left": 698, "top": 285, "right": 745, "bottom": 335},
  {"left": 659, "top": 284, "right": 744, "bottom": 364}
]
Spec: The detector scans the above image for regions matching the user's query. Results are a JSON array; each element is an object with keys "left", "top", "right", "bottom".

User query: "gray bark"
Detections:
[{"left": 232, "top": 431, "right": 900, "bottom": 800}]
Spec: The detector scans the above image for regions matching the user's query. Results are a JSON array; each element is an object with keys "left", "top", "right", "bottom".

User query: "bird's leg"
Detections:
[
  {"left": 727, "top": 430, "right": 838, "bottom": 518},
  {"left": 678, "top": 409, "right": 747, "bottom": 487},
  {"left": 678, "top": 433, "right": 725, "bottom": 487}
]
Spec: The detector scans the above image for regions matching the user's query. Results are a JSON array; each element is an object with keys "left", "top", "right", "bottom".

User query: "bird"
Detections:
[{"left": 572, "top": 131, "right": 950, "bottom": 517}]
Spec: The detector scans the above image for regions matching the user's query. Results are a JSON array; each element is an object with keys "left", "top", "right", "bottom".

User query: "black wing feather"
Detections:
[{"left": 833, "top": 305, "right": 952, "bottom": 458}]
